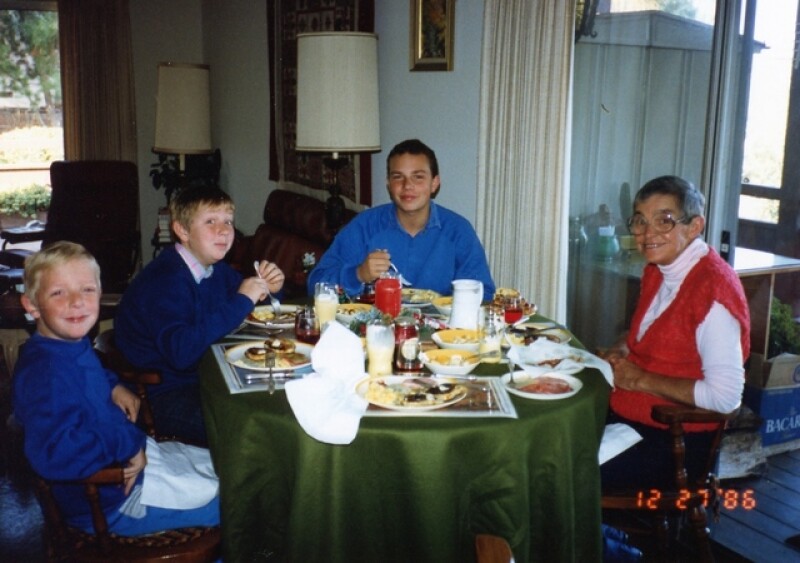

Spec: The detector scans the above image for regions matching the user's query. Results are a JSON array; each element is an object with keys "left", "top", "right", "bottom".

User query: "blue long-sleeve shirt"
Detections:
[
  {"left": 12, "top": 333, "right": 146, "bottom": 522},
  {"left": 308, "top": 202, "right": 495, "bottom": 300},
  {"left": 114, "top": 245, "right": 253, "bottom": 395}
]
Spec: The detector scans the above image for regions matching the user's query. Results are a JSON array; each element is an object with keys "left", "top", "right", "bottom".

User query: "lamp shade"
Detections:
[
  {"left": 153, "top": 62, "right": 213, "bottom": 154},
  {"left": 295, "top": 32, "right": 380, "bottom": 154}
]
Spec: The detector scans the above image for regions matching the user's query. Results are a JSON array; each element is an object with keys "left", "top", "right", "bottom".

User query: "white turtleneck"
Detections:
[{"left": 635, "top": 238, "right": 744, "bottom": 412}]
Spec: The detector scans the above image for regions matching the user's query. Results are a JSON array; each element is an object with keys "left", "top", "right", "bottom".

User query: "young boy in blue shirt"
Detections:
[
  {"left": 13, "top": 241, "right": 219, "bottom": 535},
  {"left": 115, "top": 186, "right": 285, "bottom": 446}
]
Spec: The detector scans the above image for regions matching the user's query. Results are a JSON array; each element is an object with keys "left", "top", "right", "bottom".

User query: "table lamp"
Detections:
[
  {"left": 153, "top": 62, "right": 213, "bottom": 186},
  {"left": 295, "top": 32, "right": 380, "bottom": 231}
]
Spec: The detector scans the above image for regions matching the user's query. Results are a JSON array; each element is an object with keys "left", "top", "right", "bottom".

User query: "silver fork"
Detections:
[{"left": 254, "top": 261, "right": 281, "bottom": 314}]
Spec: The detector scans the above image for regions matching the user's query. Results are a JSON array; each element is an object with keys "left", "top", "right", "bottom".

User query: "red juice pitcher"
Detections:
[{"left": 375, "top": 273, "right": 401, "bottom": 317}]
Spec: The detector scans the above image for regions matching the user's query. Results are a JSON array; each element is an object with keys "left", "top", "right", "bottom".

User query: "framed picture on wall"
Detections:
[{"left": 410, "top": 0, "right": 454, "bottom": 71}]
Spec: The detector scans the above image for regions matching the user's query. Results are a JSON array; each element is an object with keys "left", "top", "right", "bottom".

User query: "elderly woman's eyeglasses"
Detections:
[{"left": 626, "top": 212, "right": 692, "bottom": 235}]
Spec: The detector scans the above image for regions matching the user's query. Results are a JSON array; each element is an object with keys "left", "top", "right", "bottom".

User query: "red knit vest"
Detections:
[{"left": 610, "top": 248, "right": 750, "bottom": 432}]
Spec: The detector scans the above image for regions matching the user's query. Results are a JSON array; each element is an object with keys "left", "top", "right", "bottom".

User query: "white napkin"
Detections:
[
  {"left": 599, "top": 423, "right": 643, "bottom": 465},
  {"left": 507, "top": 338, "right": 614, "bottom": 387},
  {"left": 141, "top": 437, "right": 219, "bottom": 509},
  {"left": 285, "top": 321, "right": 369, "bottom": 445}
]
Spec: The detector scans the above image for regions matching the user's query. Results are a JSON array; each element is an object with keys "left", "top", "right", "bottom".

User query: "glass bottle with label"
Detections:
[{"left": 394, "top": 317, "right": 422, "bottom": 372}]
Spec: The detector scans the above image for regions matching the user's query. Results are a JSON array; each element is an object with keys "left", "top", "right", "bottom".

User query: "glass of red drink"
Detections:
[
  {"left": 375, "top": 273, "right": 402, "bottom": 317},
  {"left": 503, "top": 296, "right": 524, "bottom": 324},
  {"left": 294, "top": 306, "right": 320, "bottom": 344}
]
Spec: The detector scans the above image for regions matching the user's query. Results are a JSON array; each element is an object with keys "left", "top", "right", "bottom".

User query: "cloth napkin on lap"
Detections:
[
  {"left": 507, "top": 338, "right": 614, "bottom": 386},
  {"left": 285, "top": 321, "right": 369, "bottom": 445},
  {"left": 599, "top": 423, "right": 643, "bottom": 465},
  {"left": 141, "top": 437, "right": 219, "bottom": 509}
]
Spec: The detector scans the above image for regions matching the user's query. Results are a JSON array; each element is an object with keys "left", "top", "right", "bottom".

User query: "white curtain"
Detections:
[{"left": 477, "top": 1, "right": 574, "bottom": 322}]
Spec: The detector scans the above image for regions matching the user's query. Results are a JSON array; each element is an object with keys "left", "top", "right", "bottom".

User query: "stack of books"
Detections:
[{"left": 157, "top": 209, "right": 171, "bottom": 243}]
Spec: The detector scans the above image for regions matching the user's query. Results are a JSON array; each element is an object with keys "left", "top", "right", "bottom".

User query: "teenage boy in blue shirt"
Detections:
[
  {"left": 308, "top": 139, "right": 495, "bottom": 301},
  {"left": 115, "top": 186, "right": 284, "bottom": 446}
]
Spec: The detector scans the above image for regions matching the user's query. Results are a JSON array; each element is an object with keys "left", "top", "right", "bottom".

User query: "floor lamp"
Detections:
[{"left": 295, "top": 32, "right": 381, "bottom": 232}]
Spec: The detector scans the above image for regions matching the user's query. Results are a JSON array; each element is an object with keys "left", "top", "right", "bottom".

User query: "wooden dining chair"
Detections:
[
  {"left": 601, "top": 404, "right": 735, "bottom": 562},
  {"left": 31, "top": 334, "right": 221, "bottom": 562},
  {"left": 93, "top": 328, "right": 160, "bottom": 438},
  {"left": 33, "top": 467, "right": 221, "bottom": 562},
  {"left": 475, "top": 533, "right": 515, "bottom": 563}
]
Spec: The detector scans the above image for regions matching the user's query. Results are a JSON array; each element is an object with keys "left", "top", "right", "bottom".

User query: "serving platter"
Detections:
[
  {"left": 225, "top": 341, "right": 312, "bottom": 372},
  {"left": 336, "top": 303, "right": 373, "bottom": 325},
  {"left": 245, "top": 304, "right": 299, "bottom": 330},
  {"left": 431, "top": 295, "right": 453, "bottom": 316},
  {"left": 501, "top": 371, "right": 582, "bottom": 400},
  {"left": 355, "top": 376, "right": 468, "bottom": 411},
  {"left": 401, "top": 288, "right": 441, "bottom": 307}
]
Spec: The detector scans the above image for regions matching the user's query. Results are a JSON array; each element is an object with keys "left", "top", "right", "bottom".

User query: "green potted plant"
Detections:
[{"left": 0, "top": 183, "right": 50, "bottom": 227}]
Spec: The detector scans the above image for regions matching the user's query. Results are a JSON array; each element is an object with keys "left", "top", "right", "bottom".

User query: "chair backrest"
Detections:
[
  {"left": 93, "top": 328, "right": 160, "bottom": 438},
  {"left": 47, "top": 160, "right": 141, "bottom": 293}
]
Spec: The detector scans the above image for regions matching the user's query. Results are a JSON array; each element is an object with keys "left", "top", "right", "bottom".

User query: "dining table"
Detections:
[{"left": 199, "top": 313, "right": 611, "bottom": 562}]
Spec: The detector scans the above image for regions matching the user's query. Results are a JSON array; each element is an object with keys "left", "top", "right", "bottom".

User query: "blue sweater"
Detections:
[
  {"left": 12, "top": 333, "right": 146, "bottom": 522},
  {"left": 308, "top": 202, "right": 495, "bottom": 300},
  {"left": 114, "top": 246, "right": 253, "bottom": 394}
]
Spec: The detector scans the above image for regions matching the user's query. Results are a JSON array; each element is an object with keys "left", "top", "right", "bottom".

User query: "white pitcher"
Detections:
[{"left": 449, "top": 279, "right": 483, "bottom": 329}]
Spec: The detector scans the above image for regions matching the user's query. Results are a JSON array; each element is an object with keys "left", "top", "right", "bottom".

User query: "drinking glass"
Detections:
[
  {"left": 375, "top": 272, "right": 401, "bottom": 317},
  {"left": 366, "top": 318, "right": 394, "bottom": 377},
  {"left": 314, "top": 282, "right": 339, "bottom": 329},
  {"left": 503, "top": 296, "right": 524, "bottom": 324},
  {"left": 294, "top": 306, "right": 320, "bottom": 344}
]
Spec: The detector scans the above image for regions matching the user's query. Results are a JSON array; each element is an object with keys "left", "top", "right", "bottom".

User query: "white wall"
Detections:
[
  {"left": 373, "top": 0, "right": 484, "bottom": 224},
  {"left": 203, "top": 0, "right": 272, "bottom": 232},
  {"left": 129, "top": 0, "right": 205, "bottom": 260}
]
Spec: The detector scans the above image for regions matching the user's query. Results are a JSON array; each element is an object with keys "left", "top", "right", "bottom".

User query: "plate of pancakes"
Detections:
[{"left": 225, "top": 337, "right": 312, "bottom": 371}]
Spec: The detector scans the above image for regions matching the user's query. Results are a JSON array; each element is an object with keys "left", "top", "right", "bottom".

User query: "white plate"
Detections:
[
  {"left": 355, "top": 376, "right": 468, "bottom": 411},
  {"left": 225, "top": 341, "right": 312, "bottom": 371},
  {"left": 401, "top": 288, "right": 440, "bottom": 307},
  {"left": 431, "top": 329, "right": 480, "bottom": 352},
  {"left": 335, "top": 303, "right": 373, "bottom": 326},
  {"left": 501, "top": 371, "right": 582, "bottom": 400},
  {"left": 244, "top": 304, "right": 299, "bottom": 330},
  {"left": 504, "top": 326, "right": 571, "bottom": 347}
]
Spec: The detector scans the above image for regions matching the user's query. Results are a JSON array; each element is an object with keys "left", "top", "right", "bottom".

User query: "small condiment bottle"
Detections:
[
  {"left": 478, "top": 306, "right": 503, "bottom": 363},
  {"left": 394, "top": 317, "right": 422, "bottom": 372}
]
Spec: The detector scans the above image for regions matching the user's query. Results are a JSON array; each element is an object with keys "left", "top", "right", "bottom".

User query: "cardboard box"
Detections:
[
  {"left": 746, "top": 353, "right": 800, "bottom": 388},
  {"left": 743, "top": 384, "right": 800, "bottom": 446}
]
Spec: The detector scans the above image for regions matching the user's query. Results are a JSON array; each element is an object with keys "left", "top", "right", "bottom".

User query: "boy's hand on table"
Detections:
[
  {"left": 112, "top": 384, "right": 141, "bottom": 423},
  {"left": 124, "top": 448, "right": 147, "bottom": 495}
]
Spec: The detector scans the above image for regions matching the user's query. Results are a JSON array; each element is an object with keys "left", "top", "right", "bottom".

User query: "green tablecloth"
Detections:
[{"left": 200, "top": 336, "right": 610, "bottom": 562}]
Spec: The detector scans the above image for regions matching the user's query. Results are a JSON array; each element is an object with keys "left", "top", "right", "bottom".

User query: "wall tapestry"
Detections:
[{"left": 269, "top": 0, "right": 375, "bottom": 206}]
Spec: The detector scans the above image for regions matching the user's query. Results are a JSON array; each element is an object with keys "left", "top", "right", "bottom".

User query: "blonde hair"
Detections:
[
  {"left": 169, "top": 185, "right": 235, "bottom": 234},
  {"left": 24, "top": 241, "right": 101, "bottom": 306}
]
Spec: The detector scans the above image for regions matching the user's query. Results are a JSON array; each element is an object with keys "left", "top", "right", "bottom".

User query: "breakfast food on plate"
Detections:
[
  {"left": 338, "top": 304, "right": 371, "bottom": 315},
  {"left": 245, "top": 346, "right": 268, "bottom": 362},
  {"left": 243, "top": 338, "right": 297, "bottom": 363},
  {"left": 264, "top": 337, "right": 296, "bottom": 353},
  {"left": 365, "top": 378, "right": 466, "bottom": 407},
  {"left": 492, "top": 288, "right": 537, "bottom": 317},
  {"left": 247, "top": 308, "right": 295, "bottom": 323},
  {"left": 494, "top": 287, "right": 521, "bottom": 299},
  {"left": 518, "top": 376, "right": 573, "bottom": 395},
  {"left": 402, "top": 288, "right": 439, "bottom": 304}
]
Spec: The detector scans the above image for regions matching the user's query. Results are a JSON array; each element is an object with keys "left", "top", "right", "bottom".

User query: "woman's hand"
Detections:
[
  {"left": 123, "top": 448, "right": 147, "bottom": 495},
  {"left": 610, "top": 357, "right": 697, "bottom": 406},
  {"left": 111, "top": 384, "right": 140, "bottom": 423}
]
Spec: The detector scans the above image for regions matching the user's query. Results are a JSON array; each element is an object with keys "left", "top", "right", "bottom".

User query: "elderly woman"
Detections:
[{"left": 601, "top": 175, "right": 750, "bottom": 490}]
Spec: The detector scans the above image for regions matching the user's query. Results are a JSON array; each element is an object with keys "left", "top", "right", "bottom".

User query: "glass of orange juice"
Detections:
[{"left": 314, "top": 282, "right": 339, "bottom": 329}]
